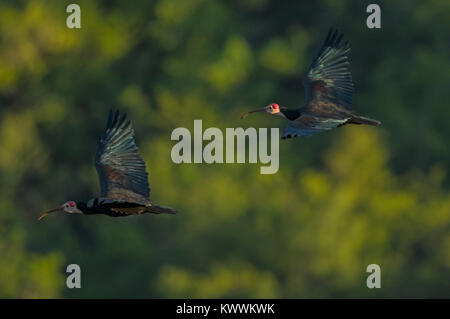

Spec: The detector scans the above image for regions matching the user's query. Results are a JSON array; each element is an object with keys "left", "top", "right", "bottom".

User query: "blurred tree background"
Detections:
[{"left": 0, "top": 0, "right": 449, "bottom": 298}]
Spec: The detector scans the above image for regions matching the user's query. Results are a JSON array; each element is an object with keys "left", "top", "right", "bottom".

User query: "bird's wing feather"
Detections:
[
  {"left": 281, "top": 113, "right": 349, "bottom": 139},
  {"left": 302, "top": 28, "right": 354, "bottom": 108},
  {"left": 95, "top": 110, "right": 150, "bottom": 204}
]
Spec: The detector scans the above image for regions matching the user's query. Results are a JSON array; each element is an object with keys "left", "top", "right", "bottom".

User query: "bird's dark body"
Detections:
[
  {"left": 77, "top": 198, "right": 147, "bottom": 217},
  {"left": 279, "top": 108, "right": 301, "bottom": 121},
  {"left": 280, "top": 101, "right": 379, "bottom": 130},
  {"left": 76, "top": 198, "right": 175, "bottom": 217},
  {"left": 280, "top": 103, "right": 354, "bottom": 121},
  {"left": 280, "top": 101, "right": 380, "bottom": 139}
]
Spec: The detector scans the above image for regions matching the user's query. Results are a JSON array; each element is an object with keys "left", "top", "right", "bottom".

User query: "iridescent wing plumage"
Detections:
[
  {"left": 282, "top": 29, "right": 354, "bottom": 139},
  {"left": 95, "top": 110, "right": 151, "bottom": 204},
  {"left": 302, "top": 28, "right": 354, "bottom": 108}
]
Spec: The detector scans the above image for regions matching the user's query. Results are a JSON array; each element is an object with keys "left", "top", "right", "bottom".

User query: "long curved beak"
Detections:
[
  {"left": 241, "top": 107, "right": 267, "bottom": 119},
  {"left": 38, "top": 206, "right": 62, "bottom": 221}
]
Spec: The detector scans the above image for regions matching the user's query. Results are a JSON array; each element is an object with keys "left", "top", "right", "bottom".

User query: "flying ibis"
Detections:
[
  {"left": 39, "top": 110, "right": 178, "bottom": 220},
  {"left": 241, "top": 28, "right": 381, "bottom": 139}
]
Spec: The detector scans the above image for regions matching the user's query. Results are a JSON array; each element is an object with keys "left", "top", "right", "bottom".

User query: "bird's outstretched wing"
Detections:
[
  {"left": 281, "top": 113, "right": 349, "bottom": 139},
  {"left": 302, "top": 28, "right": 354, "bottom": 108},
  {"left": 95, "top": 110, "right": 150, "bottom": 204}
]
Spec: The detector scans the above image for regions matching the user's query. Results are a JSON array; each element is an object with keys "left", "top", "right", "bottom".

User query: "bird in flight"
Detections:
[
  {"left": 241, "top": 28, "right": 380, "bottom": 139},
  {"left": 39, "top": 110, "right": 178, "bottom": 220}
]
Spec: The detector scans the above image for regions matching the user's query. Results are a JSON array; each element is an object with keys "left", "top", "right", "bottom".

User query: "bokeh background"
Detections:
[{"left": 0, "top": 0, "right": 449, "bottom": 298}]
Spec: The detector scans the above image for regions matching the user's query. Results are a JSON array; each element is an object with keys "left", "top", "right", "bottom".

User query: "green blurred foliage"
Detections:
[{"left": 0, "top": 0, "right": 449, "bottom": 298}]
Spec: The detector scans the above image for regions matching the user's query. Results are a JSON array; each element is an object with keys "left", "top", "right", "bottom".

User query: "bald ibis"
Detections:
[
  {"left": 39, "top": 110, "right": 178, "bottom": 220},
  {"left": 242, "top": 28, "right": 381, "bottom": 139}
]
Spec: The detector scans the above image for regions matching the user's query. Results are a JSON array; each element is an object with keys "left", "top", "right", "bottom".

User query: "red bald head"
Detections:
[
  {"left": 66, "top": 201, "right": 76, "bottom": 207},
  {"left": 240, "top": 102, "right": 281, "bottom": 119},
  {"left": 38, "top": 200, "right": 79, "bottom": 221}
]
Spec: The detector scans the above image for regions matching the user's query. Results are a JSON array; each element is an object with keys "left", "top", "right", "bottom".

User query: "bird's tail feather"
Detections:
[
  {"left": 348, "top": 115, "right": 381, "bottom": 126},
  {"left": 146, "top": 204, "right": 178, "bottom": 215}
]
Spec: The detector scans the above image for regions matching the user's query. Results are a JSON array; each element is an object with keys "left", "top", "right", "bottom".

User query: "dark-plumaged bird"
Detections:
[
  {"left": 241, "top": 28, "right": 381, "bottom": 139},
  {"left": 39, "top": 110, "right": 178, "bottom": 220}
]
